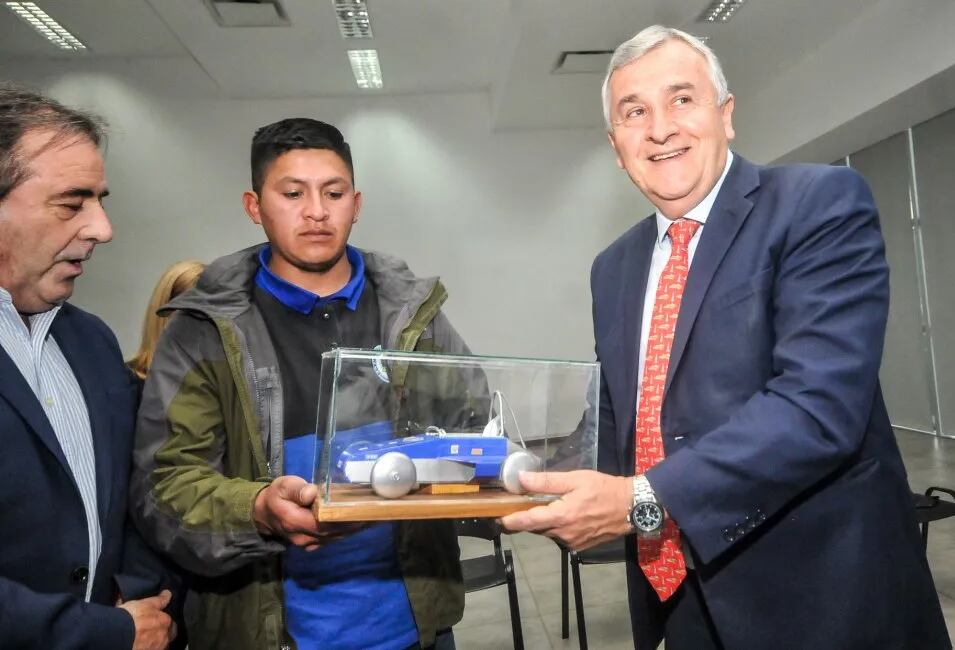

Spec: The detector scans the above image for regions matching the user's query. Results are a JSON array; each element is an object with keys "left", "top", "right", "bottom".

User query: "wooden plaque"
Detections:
[{"left": 313, "top": 484, "right": 555, "bottom": 522}]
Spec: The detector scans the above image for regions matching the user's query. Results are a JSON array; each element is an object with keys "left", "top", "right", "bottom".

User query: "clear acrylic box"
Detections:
[{"left": 312, "top": 348, "right": 599, "bottom": 521}]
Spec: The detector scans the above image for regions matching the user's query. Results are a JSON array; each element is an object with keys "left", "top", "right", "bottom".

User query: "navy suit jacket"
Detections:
[
  {"left": 592, "top": 155, "right": 950, "bottom": 649},
  {"left": 0, "top": 303, "right": 165, "bottom": 649}
]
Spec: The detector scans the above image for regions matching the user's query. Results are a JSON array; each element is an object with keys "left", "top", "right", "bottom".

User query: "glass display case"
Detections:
[{"left": 312, "top": 348, "right": 599, "bottom": 521}]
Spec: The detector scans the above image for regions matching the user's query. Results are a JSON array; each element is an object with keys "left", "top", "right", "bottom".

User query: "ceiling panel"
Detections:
[
  {"left": 144, "top": 0, "right": 510, "bottom": 99},
  {"left": 0, "top": 0, "right": 907, "bottom": 135},
  {"left": 0, "top": 0, "right": 185, "bottom": 58}
]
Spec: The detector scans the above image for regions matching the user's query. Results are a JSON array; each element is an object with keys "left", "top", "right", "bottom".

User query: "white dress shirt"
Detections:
[{"left": 0, "top": 289, "right": 101, "bottom": 601}]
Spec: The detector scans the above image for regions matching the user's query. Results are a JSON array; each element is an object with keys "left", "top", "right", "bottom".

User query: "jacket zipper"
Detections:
[{"left": 245, "top": 345, "right": 270, "bottom": 477}]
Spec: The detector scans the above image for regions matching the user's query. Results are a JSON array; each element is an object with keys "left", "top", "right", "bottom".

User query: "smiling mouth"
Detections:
[{"left": 649, "top": 148, "right": 689, "bottom": 162}]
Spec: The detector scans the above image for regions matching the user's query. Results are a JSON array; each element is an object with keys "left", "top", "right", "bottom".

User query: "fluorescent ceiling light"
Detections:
[
  {"left": 347, "top": 49, "right": 382, "bottom": 89},
  {"left": 5, "top": 2, "right": 87, "bottom": 51},
  {"left": 699, "top": 0, "right": 747, "bottom": 23},
  {"left": 334, "top": 0, "right": 373, "bottom": 39}
]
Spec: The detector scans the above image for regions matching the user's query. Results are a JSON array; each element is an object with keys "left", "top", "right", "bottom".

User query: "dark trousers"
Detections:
[
  {"left": 660, "top": 572, "right": 724, "bottom": 650},
  {"left": 625, "top": 536, "right": 724, "bottom": 650}
]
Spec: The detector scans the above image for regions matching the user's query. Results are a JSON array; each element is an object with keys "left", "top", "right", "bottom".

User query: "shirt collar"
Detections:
[
  {"left": 0, "top": 286, "right": 61, "bottom": 336},
  {"left": 255, "top": 244, "right": 366, "bottom": 315},
  {"left": 654, "top": 150, "right": 734, "bottom": 244}
]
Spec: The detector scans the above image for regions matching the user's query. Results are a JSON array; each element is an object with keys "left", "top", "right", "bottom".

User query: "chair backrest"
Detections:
[
  {"left": 573, "top": 537, "right": 627, "bottom": 565},
  {"left": 913, "top": 487, "right": 955, "bottom": 525},
  {"left": 455, "top": 518, "right": 502, "bottom": 541}
]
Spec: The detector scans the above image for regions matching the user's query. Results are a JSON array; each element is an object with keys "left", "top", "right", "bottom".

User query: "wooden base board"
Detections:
[
  {"left": 313, "top": 484, "right": 555, "bottom": 521},
  {"left": 418, "top": 483, "right": 481, "bottom": 495}
]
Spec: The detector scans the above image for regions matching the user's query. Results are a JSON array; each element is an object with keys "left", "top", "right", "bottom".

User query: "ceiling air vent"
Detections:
[
  {"left": 204, "top": 0, "right": 289, "bottom": 27},
  {"left": 553, "top": 50, "right": 613, "bottom": 75}
]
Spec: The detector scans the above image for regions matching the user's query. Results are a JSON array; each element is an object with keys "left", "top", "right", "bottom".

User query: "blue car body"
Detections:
[{"left": 337, "top": 432, "right": 512, "bottom": 481}]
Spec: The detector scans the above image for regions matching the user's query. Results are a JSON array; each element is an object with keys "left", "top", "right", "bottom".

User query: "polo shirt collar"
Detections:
[{"left": 255, "top": 244, "right": 366, "bottom": 314}]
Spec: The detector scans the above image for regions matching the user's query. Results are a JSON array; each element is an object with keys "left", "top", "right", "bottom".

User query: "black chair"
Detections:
[
  {"left": 456, "top": 519, "right": 524, "bottom": 649},
  {"left": 558, "top": 538, "right": 627, "bottom": 650},
  {"left": 913, "top": 486, "right": 955, "bottom": 550}
]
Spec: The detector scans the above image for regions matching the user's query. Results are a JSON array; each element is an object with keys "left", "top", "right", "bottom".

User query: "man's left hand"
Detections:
[{"left": 499, "top": 470, "right": 633, "bottom": 550}]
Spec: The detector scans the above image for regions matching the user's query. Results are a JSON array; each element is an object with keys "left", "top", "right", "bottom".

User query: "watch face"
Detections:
[{"left": 632, "top": 502, "right": 664, "bottom": 532}]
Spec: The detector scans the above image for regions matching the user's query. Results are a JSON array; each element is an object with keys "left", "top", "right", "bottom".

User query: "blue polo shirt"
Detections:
[
  {"left": 255, "top": 245, "right": 419, "bottom": 650},
  {"left": 255, "top": 244, "right": 366, "bottom": 313}
]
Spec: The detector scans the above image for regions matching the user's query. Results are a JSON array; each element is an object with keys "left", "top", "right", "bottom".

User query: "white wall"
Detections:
[
  {"left": 9, "top": 68, "right": 653, "bottom": 360},
  {"left": 734, "top": 0, "right": 955, "bottom": 163}
]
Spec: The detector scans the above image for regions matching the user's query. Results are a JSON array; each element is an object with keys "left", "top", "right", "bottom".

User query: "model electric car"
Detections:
[{"left": 336, "top": 396, "right": 543, "bottom": 499}]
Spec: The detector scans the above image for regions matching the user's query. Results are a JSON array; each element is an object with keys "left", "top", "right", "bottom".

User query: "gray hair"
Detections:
[
  {"left": 601, "top": 25, "right": 729, "bottom": 130},
  {"left": 0, "top": 83, "right": 105, "bottom": 200}
]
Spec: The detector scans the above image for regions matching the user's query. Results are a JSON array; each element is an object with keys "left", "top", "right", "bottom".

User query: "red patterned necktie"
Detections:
[{"left": 634, "top": 217, "right": 700, "bottom": 601}]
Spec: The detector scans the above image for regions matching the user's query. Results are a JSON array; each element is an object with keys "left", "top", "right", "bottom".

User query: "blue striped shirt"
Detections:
[{"left": 0, "top": 289, "right": 101, "bottom": 601}]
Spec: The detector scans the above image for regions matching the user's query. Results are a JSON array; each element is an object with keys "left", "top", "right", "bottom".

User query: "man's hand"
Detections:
[
  {"left": 118, "top": 589, "right": 176, "bottom": 650},
  {"left": 499, "top": 470, "right": 633, "bottom": 550},
  {"left": 253, "top": 475, "right": 364, "bottom": 551}
]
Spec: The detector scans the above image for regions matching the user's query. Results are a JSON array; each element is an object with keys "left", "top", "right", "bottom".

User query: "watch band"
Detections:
[{"left": 633, "top": 474, "right": 656, "bottom": 506}]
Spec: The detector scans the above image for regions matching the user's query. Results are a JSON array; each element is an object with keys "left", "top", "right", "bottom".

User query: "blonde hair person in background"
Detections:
[
  {"left": 127, "top": 259, "right": 204, "bottom": 650},
  {"left": 128, "top": 260, "right": 204, "bottom": 381}
]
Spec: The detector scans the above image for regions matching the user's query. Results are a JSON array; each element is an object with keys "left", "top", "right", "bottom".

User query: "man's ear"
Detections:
[
  {"left": 352, "top": 191, "right": 362, "bottom": 224},
  {"left": 243, "top": 191, "right": 262, "bottom": 225},
  {"left": 721, "top": 94, "right": 736, "bottom": 142},
  {"left": 607, "top": 131, "right": 625, "bottom": 170}
]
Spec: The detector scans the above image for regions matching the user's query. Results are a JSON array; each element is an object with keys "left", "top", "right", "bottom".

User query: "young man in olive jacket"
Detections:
[{"left": 131, "top": 118, "right": 468, "bottom": 650}]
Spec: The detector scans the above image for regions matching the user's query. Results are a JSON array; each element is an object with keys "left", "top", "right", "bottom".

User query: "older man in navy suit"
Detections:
[
  {"left": 0, "top": 85, "right": 176, "bottom": 649},
  {"left": 503, "top": 26, "right": 950, "bottom": 650}
]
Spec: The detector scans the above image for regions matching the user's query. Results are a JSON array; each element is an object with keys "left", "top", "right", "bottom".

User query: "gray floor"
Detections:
[{"left": 455, "top": 430, "right": 955, "bottom": 649}]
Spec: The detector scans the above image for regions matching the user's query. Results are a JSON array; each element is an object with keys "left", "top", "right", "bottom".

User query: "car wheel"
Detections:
[
  {"left": 370, "top": 452, "right": 417, "bottom": 499},
  {"left": 500, "top": 450, "right": 542, "bottom": 494}
]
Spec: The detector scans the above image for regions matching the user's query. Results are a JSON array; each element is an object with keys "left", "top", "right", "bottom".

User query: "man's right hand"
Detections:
[
  {"left": 118, "top": 589, "right": 175, "bottom": 650},
  {"left": 253, "top": 475, "right": 364, "bottom": 550}
]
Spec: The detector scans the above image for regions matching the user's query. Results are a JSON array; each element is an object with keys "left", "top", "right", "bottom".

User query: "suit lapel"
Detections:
[
  {"left": 617, "top": 222, "right": 658, "bottom": 464},
  {"left": 0, "top": 346, "right": 74, "bottom": 475},
  {"left": 51, "top": 309, "right": 113, "bottom": 523},
  {"left": 665, "top": 156, "right": 759, "bottom": 394}
]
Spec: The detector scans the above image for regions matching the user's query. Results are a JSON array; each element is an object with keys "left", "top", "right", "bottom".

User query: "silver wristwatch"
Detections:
[{"left": 628, "top": 475, "right": 665, "bottom": 537}]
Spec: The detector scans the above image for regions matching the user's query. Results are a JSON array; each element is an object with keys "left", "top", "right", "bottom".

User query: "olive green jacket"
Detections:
[{"left": 130, "top": 244, "right": 467, "bottom": 650}]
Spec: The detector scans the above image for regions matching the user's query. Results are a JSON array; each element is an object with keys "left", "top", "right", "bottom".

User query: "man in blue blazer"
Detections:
[
  {"left": 503, "top": 26, "right": 950, "bottom": 649},
  {"left": 0, "top": 85, "right": 176, "bottom": 649}
]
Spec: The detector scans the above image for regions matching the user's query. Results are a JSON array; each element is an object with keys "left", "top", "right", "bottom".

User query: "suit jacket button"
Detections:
[{"left": 70, "top": 566, "right": 89, "bottom": 584}]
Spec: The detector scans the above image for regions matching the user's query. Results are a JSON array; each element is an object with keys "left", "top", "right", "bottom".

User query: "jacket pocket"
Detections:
[{"left": 711, "top": 265, "right": 774, "bottom": 311}]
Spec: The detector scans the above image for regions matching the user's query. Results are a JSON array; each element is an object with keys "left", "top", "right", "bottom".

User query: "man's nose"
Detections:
[
  {"left": 83, "top": 203, "right": 113, "bottom": 243},
  {"left": 646, "top": 110, "right": 678, "bottom": 144},
  {"left": 303, "top": 194, "right": 329, "bottom": 221}
]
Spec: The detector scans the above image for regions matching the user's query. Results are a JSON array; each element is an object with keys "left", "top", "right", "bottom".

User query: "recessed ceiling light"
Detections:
[
  {"left": 698, "top": 0, "right": 747, "bottom": 24},
  {"left": 334, "top": 0, "right": 373, "bottom": 39},
  {"left": 5, "top": 2, "right": 87, "bottom": 51},
  {"left": 347, "top": 49, "right": 382, "bottom": 89}
]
